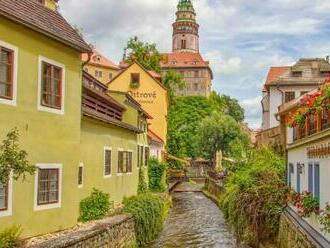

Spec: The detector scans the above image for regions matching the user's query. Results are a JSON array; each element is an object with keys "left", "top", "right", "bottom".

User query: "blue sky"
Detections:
[{"left": 60, "top": 0, "right": 330, "bottom": 128}]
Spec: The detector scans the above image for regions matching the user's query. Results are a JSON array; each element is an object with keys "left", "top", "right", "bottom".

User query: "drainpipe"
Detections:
[{"left": 82, "top": 51, "right": 92, "bottom": 68}]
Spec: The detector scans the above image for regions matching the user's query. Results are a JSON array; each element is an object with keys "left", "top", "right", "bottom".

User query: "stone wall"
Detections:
[
  {"left": 204, "top": 177, "right": 223, "bottom": 200},
  {"left": 278, "top": 212, "right": 316, "bottom": 248},
  {"left": 28, "top": 214, "right": 136, "bottom": 248}
]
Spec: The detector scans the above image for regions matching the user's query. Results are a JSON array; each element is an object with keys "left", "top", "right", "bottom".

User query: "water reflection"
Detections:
[{"left": 150, "top": 192, "right": 237, "bottom": 248}]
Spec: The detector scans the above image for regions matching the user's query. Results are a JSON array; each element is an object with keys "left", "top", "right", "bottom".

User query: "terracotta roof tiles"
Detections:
[
  {"left": 265, "top": 66, "right": 290, "bottom": 86},
  {"left": 161, "top": 52, "right": 210, "bottom": 68},
  {"left": 82, "top": 50, "right": 120, "bottom": 70},
  {"left": 0, "top": 0, "right": 91, "bottom": 52}
]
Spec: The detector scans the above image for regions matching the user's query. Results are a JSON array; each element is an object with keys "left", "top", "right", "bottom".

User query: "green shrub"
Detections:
[
  {"left": 0, "top": 226, "right": 21, "bottom": 248},
  {"left": 137, "top": 166, "right": 148, "bottom": 194},
  {"left": 219, "top": 148, "right": 289, "bottom": 247},
  {"left": 148, "top": 158, "right": 167, "bottom": 192},
  {"left": 78, "top": 188, "right": 113, "bottom": 222},
  {"left": 123, "top": 193, "right": 171, "bottom": 247}
]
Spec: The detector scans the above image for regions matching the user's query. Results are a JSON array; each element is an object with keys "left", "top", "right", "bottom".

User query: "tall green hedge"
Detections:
[
  {"left": 123, "top": 193, "right": 171, "bottom": 247},
  {"left": 220, "top": 148, "right": 289, "bottom": 247},
  {"left": 148, "top": 158, "right": 167, "bottom": 192}
]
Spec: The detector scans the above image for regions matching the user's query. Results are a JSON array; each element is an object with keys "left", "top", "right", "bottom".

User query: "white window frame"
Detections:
[
  {"left": 0, "top": 173, "right": 13, "bottom": 218},
  {"left": 78, "top": 162, "right": 84, "bottom": 188},
  {"left": 104, "top": 146, "right": 112, "bottom": 178},
  {"left": 0, "top": 40, "right": 18, "bottom": 106},
  {"left": 37, "top": 56, "right": 65, "bottom": 115},
  {"left": 34, "top": 163, "right": 62, "bottom": 211}
]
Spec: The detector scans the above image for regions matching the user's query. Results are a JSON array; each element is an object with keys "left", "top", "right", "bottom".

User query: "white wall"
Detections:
[
  {"left": 288, "top": 138, "right": 330, "bottom": 241},
  {"left": 150, "top": 143, "right": 164, "bottom": 162}
]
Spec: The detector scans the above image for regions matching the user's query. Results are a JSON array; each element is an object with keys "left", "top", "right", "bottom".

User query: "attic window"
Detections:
[
  {"left": 172, "top": 61, "right": 177, "bottom": 65},
  {"left": 94, "top": 56, "right": 101, "bottom": 62},
  {"left": 292, "top": 71, "right": 302, "bottom": 77},
  {"left": 131, "top": 73, "right": 140, "bottom": 88}
]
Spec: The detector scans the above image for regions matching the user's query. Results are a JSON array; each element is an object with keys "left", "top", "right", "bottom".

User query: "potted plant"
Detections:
[
  {"left": 319, "top": 203, "right": 330, "bottom": 233},
  {"left": 296, "top": 191, "right": 320, "bottom": 218}
]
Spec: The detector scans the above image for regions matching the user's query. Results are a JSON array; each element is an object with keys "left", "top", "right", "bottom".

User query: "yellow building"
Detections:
[
  {"left": 107, "top": 62, "right": 169, "bottom": 145},
  {"left": 82, "top": 49, "right": 121, "bottom": 85},
  {"left": 0, "top": 0, "right": 149, "bottom": 238}
]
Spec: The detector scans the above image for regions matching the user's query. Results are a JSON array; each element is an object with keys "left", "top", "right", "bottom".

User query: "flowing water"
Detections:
[{"left": 150, "top": 192, "right": 237, "bottom": 248}]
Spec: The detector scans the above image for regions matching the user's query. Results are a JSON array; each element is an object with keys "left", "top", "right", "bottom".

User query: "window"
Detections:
[
  {"left": 308, "top": 163, "right": 320, "bottom": 199},
  {"left": 181, "top": 40, "right": 187, "bottom": 49},
  {"left": 37, "top": 169, "right": 59, "bottom": 205},
  {"left": 109, "top": 73, "right": 113, "bottom": 80},
  {"left": 288, "top": 163, "right": 294, "bottom": 187},
  {"left": 0, "top": 181, "right": 8, "bottom": 211},
  {"left": 140, "top": 146, "right": 144, "bottom": 167},
  {"left": 194, "top": 71, "right": 199, "bottom": 77},
  {"left": 144, "top": 147, "right": 150, "bottom": 166},
  {"left": 284, "top": 92, "right": 295, "bottom": 103},
  {"left": 38, "top": 57, "right": 65, "bottom": 114},
  {"left": 0, "top": 41, "right": 17, "bottom": 106},
  {"left": 137, "top": 145, "right": 144, "bottom": 167},
  {"left": 104, "top": 148, "right": 112, "bottom": 177},
  {"left": 118, "top": 151, "right": 133, "bottom": 173},
  {"left": 292, "top": 71, "right": 302, "bottom": 77},
  {"left": 0, "top": 176, "right": 12, "bottom": 217},
  {"left": 296, "top": 163, "right": 301, "bottom": 193},
  {"left": 78, "top": 163, "right": 83, "bottom": 187},
  {"left": 194, "top": 83, "right": 198, "bottom": 91},
  {"left": 95, "top": 70, "right": 102, "bottom": 78},
  {"left": 300, "top": 91, "right": 308, "bottom": 96},
  {"left": 41, "top": 62, "right": 62, "bottom": 109},
  {"left": 0, "top": 47, "right": 13, "bottom": 100},
  {"left": 34, "top": 164, "right": 62, "bottom": 211},
  {"left": 131, "top": 73, "right": 140, "bottom": 86}
]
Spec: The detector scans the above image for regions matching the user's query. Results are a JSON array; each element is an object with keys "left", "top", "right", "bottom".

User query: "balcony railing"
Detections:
[
  {"left": 292, "top": 108, "right": 330, "bottom": 142},
  {"left": 82, "top": 94, "right": 123, "bottom": 122}
]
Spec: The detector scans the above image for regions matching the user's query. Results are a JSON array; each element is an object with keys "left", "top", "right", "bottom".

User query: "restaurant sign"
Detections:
[
  {"left": 128, "top": 91, "right": 157, "bottom": 104},
  {"left": 307, "top": 143, "right": 330, "bottom": 159}
]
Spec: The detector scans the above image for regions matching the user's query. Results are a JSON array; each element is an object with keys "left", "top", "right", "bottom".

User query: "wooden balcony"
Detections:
[{"left": 292, "top": 108, "right": 330, "bottom": 142}]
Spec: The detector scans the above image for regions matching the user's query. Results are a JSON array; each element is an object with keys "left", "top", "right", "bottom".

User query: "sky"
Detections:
[{"left": 60, "top": 0, "right": 330, "bottom": 129}]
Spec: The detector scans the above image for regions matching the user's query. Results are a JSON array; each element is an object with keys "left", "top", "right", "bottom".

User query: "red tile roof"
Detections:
[
  {"left": 0, "top": 0, "right": 91, "bottom": 52},
  {"left": 148, "top": 129, "right": 164, "bottom": 144},
  {"left": 265, "top": 66, "right": 290, "bottom": 86},
  {"left": 82, "top": 50, "right": 120, "bottom": 70},
  {"left": 161, "top": 52, "right": 210, "bottom": 68}
]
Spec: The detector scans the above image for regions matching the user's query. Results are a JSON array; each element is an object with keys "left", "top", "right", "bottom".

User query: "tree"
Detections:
[
  {"left": 209, "top": 91, "right": 245, "bottom": 122},
  {"left": 162, "top": 70, "right": 186, "bottom": 99},
  {"left": 167, "top": 96, "right": 213, "bottom": 158},
  {"left": 0, "top": 129, "right": 35, "bottom": 184},
  {"left": 124, "top": 36, "right": 162, "bottom": 73},
  {"left": 197, "top": 112, "right": 246, "bottom": 159}
]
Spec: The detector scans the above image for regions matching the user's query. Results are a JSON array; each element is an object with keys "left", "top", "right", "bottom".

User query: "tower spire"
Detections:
[{"left": 172, "top": 0, "right": 199, "bottom": 53}]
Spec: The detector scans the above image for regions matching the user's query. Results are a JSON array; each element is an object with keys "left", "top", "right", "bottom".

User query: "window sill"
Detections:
[
  {"left": 117, "top": 173, "right": 123, "bottom": 176},
  {"left": 34, "top": 202, "right": 61, "bottom": 212},
  {"left": 104, "top": 175, "right": 112, "bottom": 179},
  {"left": 78, "top": 184, "right": 83, "bottom": 188},
  {"left": 0, "top": 209, "right": 12, "bottom": 218},
  {"left": 38, "top": 105, "right": 64, "bottom": 115},
  {"left": 0, "top": 97, "right": 16, "bottom": 107}
]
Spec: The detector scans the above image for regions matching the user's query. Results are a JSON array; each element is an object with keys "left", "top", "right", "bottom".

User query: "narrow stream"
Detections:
[{"left": 150, "top": 192, "right": 237, "bottom": 248}]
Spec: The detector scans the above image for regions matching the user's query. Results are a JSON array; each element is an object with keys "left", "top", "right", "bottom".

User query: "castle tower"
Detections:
[{"left": 172, "top": 0, "right": 199, "bottom": 53}]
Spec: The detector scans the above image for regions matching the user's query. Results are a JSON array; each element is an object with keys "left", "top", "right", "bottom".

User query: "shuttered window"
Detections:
[
  {"left": 314, "top": 164, "right": 320, "bottom": 199},
  {"left": 37, "top": 169, "right": 59, "bottom": 205},
  {"left": 296, "top": 163, "right": 301, "bottom": 193},
  {"left": 0, "top": 47, "right": 13, "bottom": 100},
  {"left": 308, "top": 163, "right": 313, "bottom": 193},
  {"left": 41, "top": 62, "right": 62, "bottom": 109}
]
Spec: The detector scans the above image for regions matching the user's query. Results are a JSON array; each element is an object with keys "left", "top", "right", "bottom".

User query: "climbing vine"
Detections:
[{"left": 148, "top": 158, "right": 167, "bottom": 192}]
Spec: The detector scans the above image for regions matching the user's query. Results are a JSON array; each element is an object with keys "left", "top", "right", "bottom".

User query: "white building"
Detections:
[
  {"left": 148, "top": 129, "right": 164, "bottom": 162},
  {"left": 278, "top": 90, "right": 330, "bottom": 244},
  {"left": 262, "top": 58, "right": 330, "bottom": 130}
]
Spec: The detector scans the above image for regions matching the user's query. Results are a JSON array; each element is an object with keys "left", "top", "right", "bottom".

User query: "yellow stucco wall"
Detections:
[
  {"left": 80, "top": 118, "right": 139, "bottom": 205},
  {"left": 84, "top": 64, "right": 120, "bottom": 85},
  {"left": 108, "top": 63, "right": 168, "bottom": 144},
  {"left": 0, "top": 16, "right": 82, "bottom": 237},
  {"left": 0, "top": 16, "right": 143, "bottom": 238}
]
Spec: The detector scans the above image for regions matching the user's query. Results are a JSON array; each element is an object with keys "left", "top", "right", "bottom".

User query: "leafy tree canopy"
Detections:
[
  {"left": 0, "top": 129, "right": 35, "bottom": 184},
  {"left": 209, "top": 91, "right": 245, "bottom": 122},
  {"left": 124, "top": 36, "right": 162, "bottom": 73},
  {"left": 197, "top": 112, "right": 248, "bottom": 159},
  {"left": 162, "top": 70, "right": 186, "bottom": 99}
]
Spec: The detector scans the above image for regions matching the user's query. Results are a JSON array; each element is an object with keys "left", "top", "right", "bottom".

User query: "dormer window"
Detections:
[
  {"left": 172, "top": 61, "right": 177, "bottom": 65},
  {"left": 93, "top": 56, "right": 101, "bottom": 62},
  {"left": 292, "top": 71, "right": 302, "bottom": 77}
]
